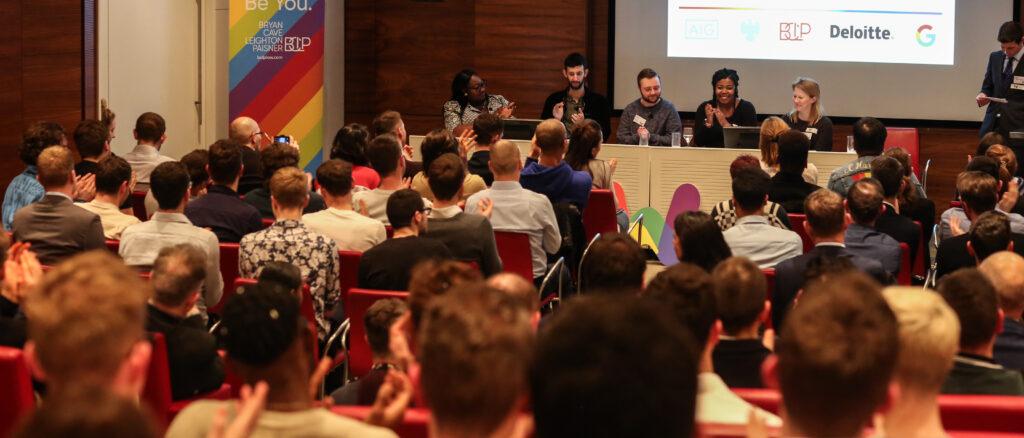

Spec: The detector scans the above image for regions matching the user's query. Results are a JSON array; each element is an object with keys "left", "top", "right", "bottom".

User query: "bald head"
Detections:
[
  {"left": 229, "top": 117, "right": 259, "bottom": 146},
  {"left": 534, "top": 119, "right": 567, "bottom": 156},
  {"left": 978, "top": 251, "right": 1024, "bottom": 315},
  {"left": 489, "top": 140, "right": 522, "bottom": 178},
  {"left": 487, "top": 272, "right": 538, "bottom": 311}
]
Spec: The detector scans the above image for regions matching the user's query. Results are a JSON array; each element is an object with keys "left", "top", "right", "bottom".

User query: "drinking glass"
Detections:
[
  {"left": 683, "top": 127, "right": 694, "bottom": 145},
  {"left": 671, "top": 132, "right": 681, "bottom": 147}
]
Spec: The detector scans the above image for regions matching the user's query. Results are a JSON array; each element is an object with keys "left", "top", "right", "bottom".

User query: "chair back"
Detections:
[
  {"left": 494, "top": 231, "right": 534, "bottom": 281},
  {"left": 787, "top": 213, "right": 814, "bottom": 253},
  {"left": 731, "top": 388, "right": 781, "bottom": 415},
  {"left": 331, "top": 406, "right": 429, "bottom": 438},
  {"left": 141, "top": 332, "right": 173, "bottom": 427},
  {"left": 883, "top": 127, "right": 920, "bottom": 179},
  {"left": 912, "top": 220, "right": 926, "bottom": 277},
  {"left": 131, "top": 191, "right": 148, "bottom": 221},
  {"left": 344, "top": 288, "right": 408, "bottom": 378},
  {"left": 613, "top": 181, "right": 629, "bottom": 217},
  {"left": 338, "top": 250, "right": 362, "bottom": 308},
  {"left": 261, "top": 218, "right": 275, "bottom": 228},
  {"left": 210, "top": 243, "right": 240, "bottom": 314},
  {"left": 0, "top": 346, "right": 34, "bottom": 438},
  {"left": 762, "top": 269, "right": 775, "bottom": 330},
  {"left": 938, "top": 394, "right": 1024, "bottom": 433},
  {"left": 105, "top": 239, "right": 120, "bottom": 253},
  {"left": 582, "top": 189, "right": 618, "bottom": 242},
  {"left": 385, "top": 226, "right": 394, "bottom": 239},
  {"left": 898, "top": 242, "right": 911, "bottom": 286}
]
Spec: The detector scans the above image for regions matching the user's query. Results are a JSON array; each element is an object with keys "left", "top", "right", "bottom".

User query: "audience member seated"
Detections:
[
  {"left": 227, "top": 116, "right": 267, "bottom": 195},
  {"left": 0, "top": 240, "right": 34, "bottom": 349},
  {"left": 167, "top": 283, "right": 400, "bottom": 438},
  {"left": 520, "top": 119, "right": 592, "bottom": 210},
  {"left": 978, "top": 252, "right": 1024, "bottom": 371},
  {"left": 487, "top": 272, "right": 541, "bottom": 330},
  {"left": 644, "top": 263, "right": 781, "bottom": 427},
  {"left": 421, "top": 154, "right": 501, "bottom": 276},
  {"left": 978, "top": 132, "right": 1006, "bottom": 157},
  {"left": 760, "top": 117, "right": 818, "bottom": 184},
  {"left": 466, "top": 113, "right": 503, "bottom": 186},
  {"left": 419, "top": 284, "right": 534, "bottom": 438},
  {"left": 466, "top": 140, "right": 560, "bottom": 283},
  {"left": 243, "top": 143, "right": 327, "bottom": 219},
  {"left": 579, "top": 232, "right": 646, "bottom": 295},
  {"left": 120, "top": 162, "right": 222, "bottom": 317},
  {"left": 353, "top": 135, "right": 424, "bottom": 224},
  {"left": 772, "top": 189, "right": 890, "bottom": 329},
  {"left": 12, "top": 146, "right": 105, "bottom": 265},
  {"left": 240, "top": 167, "right": 339, "bottom": 341},
  {"left": 412, "top": 129, "right": 487, "bottom": 202},
  {"left": 408, "top": 260, "right": 482, "bottom": 329},
  {"left": 303, "top": 159, "right": 386, "bottom": 252},
  {"left": 827, "top": 116, "right": 886, "bottom": 196},
  {"left": 23, "top": 251, "right": 151, "bottom": 398},
  {"left": 712, "top": 155, "right": 792, "bottom": 230},
  {"left": 566, "top": 119, "right": 629, "bottom": 228},
  {"left": 765, "top": 271, "right": 898, "bottom": 438},
  {"left": 76, "top": 155, "right": 140, "bottom": 240},
  {"left": 124, "top": 112, "right": 175, "bottom": 190},
  {"left": 936, "top": 211, "right": 1021, "bottom": 280},
  {"left": 710, "top": 257, "right": 773, "bottom": 389},
  {"left": 530, "top": 295, "right": 698, "bottom": 438},
  {"left": 330, "top": 123, "right": 380, "bottom": 190},
  {"left": 937, "top": 268, "right": 1024, "bottom": 395},
  {"left": 13, "top": 384, "right": 159, "bottom": 438},
  {"left": 767, "top": 130, "right": 821, "bottom": 214},
  {"left": 722, "top": 167, "right": 802, "bottom": 269},
  {"left": 184, "top": 140, "right": 263, "bottom": 243},
  {"left": 3, "top": 121, "right": 66, "bottom": 230},
  {"left": 878, "top": 286, "right": 960, "bottom": 438},
  {"left": 883, "top": 147, "right": 934, "bottom": 240},
  {"left": 871, "top": 155, "right": 924, "bottom": 266},
  {"left": 986, "top": 144, "right": 1024, "bottom": 216},
  {"left": 358, "top": 189, "right": 453, "bottom": 291},
  {"left": 331, "top": 298, "right": 407, "bottom": 406},
  {"left": 371, "top": 110, "right": 422, "bottom": 179},
  {"left": 181, "top": 149, "right": 211, "bottom": 199},
  {"left": 255, "top": 260, "right": 304, "bottom": 299},
  {"left": 73, "top": 119, "right": 133, "bottom": 211},
  {"left": 673, "top": 210, "right": 732, "bottom": 272},
  {"left": 940, "top": 163, "right": 1024, "bottom": 241},
  {"left": 844, "top": 178, "right": 902, "bottom": 276},
  {"left": 145, "top": 244, "right": 225, "bottom": 401}
]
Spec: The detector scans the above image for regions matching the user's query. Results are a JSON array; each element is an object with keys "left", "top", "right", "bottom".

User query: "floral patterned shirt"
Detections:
[
  {"left": 239, "top": 219, "right": 340, "bottom": 339},
  {"left": 442, "top": 94, "right": 510, "bottom": 132}
]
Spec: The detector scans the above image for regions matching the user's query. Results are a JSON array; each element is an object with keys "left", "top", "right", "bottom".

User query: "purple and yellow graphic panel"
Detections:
[{"left": 229, "top": 0, "right": 324, "bottom": 172}]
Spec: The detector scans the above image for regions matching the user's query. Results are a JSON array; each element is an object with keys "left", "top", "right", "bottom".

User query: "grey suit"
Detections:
[{"left": 12, "top": 193, "right": 105, "bottom": 265}]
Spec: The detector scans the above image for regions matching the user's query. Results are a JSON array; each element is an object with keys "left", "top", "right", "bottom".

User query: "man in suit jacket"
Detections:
[
  {"left": 872, "top": 156, "right": 924, "bottom": 266},
  {"left": 978, "top": 21, "right": 1024, "bottom": 150},
  {"left": 772, "top": 189, "right": 891, "bottom": 329},
  {"left": 12, "top": 146, "right": 104, "bottom": 265},
  {"left": 844, "top": 178, "right": 902, "bottom": 276}
]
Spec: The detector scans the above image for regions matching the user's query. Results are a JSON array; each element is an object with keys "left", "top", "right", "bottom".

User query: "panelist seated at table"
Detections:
[
  {"left": 540, "top": 52, "right": 611, "bottom": 140},
  {"left": 693, "top": 68, "right": 758, "bottom": 148},
  {"left": 616, "top": 68, "right": 682, "bottom": 146},
  {"left": 442, "top": 69, "right": 515, "bottom": 134},
  {"left": 784, "top": 77, "right": 833, "bottom": 152}
]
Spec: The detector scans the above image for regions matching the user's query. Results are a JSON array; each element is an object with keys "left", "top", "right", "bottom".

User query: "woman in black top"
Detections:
[
  {"left": 785, "top": 77, "right": 833, "bottom": 152},
  {"left": 693, "top": 68, "right": 757, "bottom": 147}
]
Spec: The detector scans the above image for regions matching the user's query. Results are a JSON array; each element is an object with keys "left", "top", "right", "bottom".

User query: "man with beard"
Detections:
[
  {"left": 617, "top": 68, "right": 682, "bottom": 146},
  {"left": 540, "top": 53, "right": 611, "bottom": 140}
]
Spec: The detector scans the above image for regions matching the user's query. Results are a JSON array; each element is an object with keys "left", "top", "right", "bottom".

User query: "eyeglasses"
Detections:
[
  {"left": 467, "top": 81, "right": 487, "bottom": 91},
  {"left": 253, "top": 131, "right": 270, "bottom": 141},
  {"left": 420, "top": 207, "right": 433, "bottom": 215}
]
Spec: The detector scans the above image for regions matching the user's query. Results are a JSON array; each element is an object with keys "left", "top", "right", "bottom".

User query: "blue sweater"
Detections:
[{"left": 520, "top": 158, "right": 592, "bottom": 209}]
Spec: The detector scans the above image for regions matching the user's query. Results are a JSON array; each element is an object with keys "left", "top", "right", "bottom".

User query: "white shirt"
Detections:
[
  {"left": 302, "top": 207, "right": 386, "bottom": 252},
  {"left": 466, "top": 181, "right": 560, "bottom": 279},
  {"left": 123, "top": 144, "right": 175, "bottom": 184},
  {"left": 352, "top": 188, "right": 432, "bottom": 225},
  {"left": 722, "top": 215, "right": 803, "bottom": 269},
  {"left": 429, "top": 205, "right": 463, "bottom": 219},
  {"left": 76, "top": 199, "right": 141, "bottom": 240},
  {"left": 697, "top": 372, "right": 783, "bottom": 427}
]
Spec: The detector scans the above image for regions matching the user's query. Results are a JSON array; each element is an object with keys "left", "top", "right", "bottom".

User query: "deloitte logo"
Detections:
[{"left": 916, "top": 25, "right": 935, "bottom": 47}]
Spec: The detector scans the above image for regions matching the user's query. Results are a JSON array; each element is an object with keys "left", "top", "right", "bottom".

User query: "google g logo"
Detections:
[{"left": 917, "top": 25, "right": 935, "bottom": 47}]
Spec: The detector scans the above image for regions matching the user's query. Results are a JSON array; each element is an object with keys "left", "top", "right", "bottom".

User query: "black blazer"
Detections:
[
  {"left": 935, "top": 233, "right": 1024, "bottom": 281},
  {"left": 146, "top": 305, "right": 225, "bottom": 401},
  {"left": 874, "top": 204, "right": 922, "bottom": 267},
  {"left": 11, "top": 194, "right": 105, "bottom": 266},
  {"left": 981, "top": 50, "right": 1024, "bottom": 138},
  {"left": 772, "top": 245, "right": 891, "bottom": 330},
  {"left": 768, "top": 172, "right": 820, "bottom": 214}
]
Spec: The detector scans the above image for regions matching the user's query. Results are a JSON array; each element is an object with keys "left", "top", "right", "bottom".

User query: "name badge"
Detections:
[
  {"left": 803, "top": 132, "right": 813, "bottom": 140},
  {"left": 806, "top": 127, "right": 818, "bottom": 134},
  {"left": 1015, "top": 76, "right": 1024, "bottom": 85},
  {"left": 633, "top": 115, "right": 647, "bottom": 126},
  {"left": 1012, "top": 84, "right": 1024, "bottom": 91}
]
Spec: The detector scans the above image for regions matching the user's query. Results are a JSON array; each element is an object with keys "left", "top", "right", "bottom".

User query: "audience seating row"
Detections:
[{"left": 141, "top": 333, "right": 231, "bottom": 428}]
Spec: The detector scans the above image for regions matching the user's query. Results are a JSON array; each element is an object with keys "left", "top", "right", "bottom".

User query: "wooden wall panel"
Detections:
[{"left": 0, "top": 0, "right": 25, "bottom": 200}]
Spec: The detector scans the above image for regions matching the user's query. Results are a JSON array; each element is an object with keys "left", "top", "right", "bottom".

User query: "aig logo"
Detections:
[
  {"left": 685, "top": 20, "right": 719, "bottom": 40},
  {"left": 917, "top": 24, "right": 936, "bottom": 47},
  {"left": 780, "top": 22, "right": 812, "bottom": 41}
]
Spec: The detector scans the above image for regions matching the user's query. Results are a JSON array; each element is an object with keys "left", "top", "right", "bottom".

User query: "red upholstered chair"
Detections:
[
  {"left": 913, "top": 220, "right": 926, "bottom": 277},
  {"left": 787, "top": 213, "right": 814, "bottom": 253},
  {"left": 0, "top": 346, "right": 34, "bottom": 438},
  {"left": 209, "top": 243, "right": 240, "bottom": 314},
  {"left": 261, "top": 218, "right": 275, "bottom": 228},
  {"left": 344, "top": 289, "right": 408, "bottom": 379},
  {"left": 494, "top": 231, "right": 534, "bottom": 281},
  {"left": 331, "top": 406, "right": 429, "bottom": 438},
  {"left": 338, "top": 250, "right": 362, "bottom": 306},
  {"left": 731, "top": 388, "right": 781, "bottom": 415},
  {"left": 385, "top": 226, "right": 394, "bottom": 239},
  {"left": 131, "top": 191, "right": 148, "bottom": 221},
  {"left": 938, "top": 394, "right": 1024, "bottom": 434},
  {"left": 105, "top": 239, "right": 120, "bottom": 253},
  {"left": 582, "top": 189, "right": 618, "bottom": 242},
  {"left": 141, "top": 333, "right": 231, "bottom": 428},
  {"left": 613, "top": 181, "right": 629, "bottom": 217},
  {"left": 898, "top": 242, "right": 912, "bottom": 286},
  {"left": 883, "top": 127, "right": 920, "bottom": 179}
]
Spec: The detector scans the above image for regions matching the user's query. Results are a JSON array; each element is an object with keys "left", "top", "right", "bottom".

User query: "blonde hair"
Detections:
[
  {"left": 25, "top": 251, "right": 150, "bottom": 386},
  {"left": 758, "top": 116, "right": 790, "bottom": 167},
  {"left": 787, "top": 77, "right": 824, "bottom": 125},
  {"left": 100, "top": 99, "right": 115, "bottom": 129},
  {"left": 978, "top": 251, "right": 1024, "bottom": 312},
  {"left": 881, "top": 287, "right": 959, "bottom": 394},
  {"left": 269, "top": 166, "right": 308, "bottom": 209}
]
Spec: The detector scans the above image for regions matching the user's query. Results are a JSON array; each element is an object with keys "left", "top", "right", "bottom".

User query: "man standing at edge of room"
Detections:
[
  {"left": 617, "top": 68, "right": 682, "bottom": 146},
  {"left": 978, "top": 21, "right": 1024, "bottom": 174},
  {"left": 540, "top": 53, "right": 611, "bottom": 140}
]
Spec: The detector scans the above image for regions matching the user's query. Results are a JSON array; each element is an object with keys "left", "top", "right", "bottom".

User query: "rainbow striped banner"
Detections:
[{"left": 229, "top": 0, "right": 324, "bottom": 173}]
